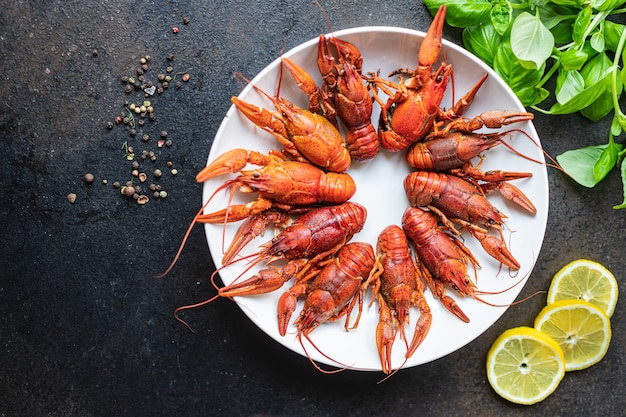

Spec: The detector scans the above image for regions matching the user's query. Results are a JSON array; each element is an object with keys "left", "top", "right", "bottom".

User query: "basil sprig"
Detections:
[{"left": 424, "top": 0, "right": 626, "bottom": 209}]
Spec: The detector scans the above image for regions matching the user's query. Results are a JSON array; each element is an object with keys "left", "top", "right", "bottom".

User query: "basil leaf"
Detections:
[
  {"left": 462, "top": 23, "right": 503, "bottom": 67},
  {"left": 556, "top": 70, "right": 585, "bottom": 104},
  {"left": 603, "top": 20, "right": 625, "bottom": 53},
  {"left": 537, "top": 3, "right": 577, "bottom": 30},
  {"left": 493, "top": 40, "right": 546, "bottom": 106},
  {"left": 560, "top": 48, "right": 588, "bottom": 71},
  {"left": 593, "top": 138, "right": 621, "bottom": 182},
  {"left": 510, "top": 11, "right": 555, "bottom": 70},
  {"left": 547, "top": 58, "right": 617, "bottom": 114},
  {"left": 490, "top": 0, "right": 512, "bottom": 36},
  {"left": 556, "top": 145, "right": 607, "bottom": 187},
  {"left": 572, "top": 7, "right": 592, "bottom": 46},
  {"left": 590, "top": 31, "right": 605, "bottom": 53},
  {"left": 550, "top": 0, "right": 585, "bottom": 6},
  {"left": 594, "top": 0, "right": 626, "bottom": 12},
  {"left": 580, "top": 52, "right": 621, "bottom": 121},
  {"left": 423, "top": 0, "right": 492, "bottom": 28}
]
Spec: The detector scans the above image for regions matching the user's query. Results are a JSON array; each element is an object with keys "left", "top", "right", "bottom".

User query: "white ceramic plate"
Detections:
[{"left": 202, "top": 27, "right": 549, "bottom": 372}]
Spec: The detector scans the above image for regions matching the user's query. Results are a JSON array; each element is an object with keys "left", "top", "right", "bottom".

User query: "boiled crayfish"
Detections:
[{"left": 363, "top": 225, "right": 432, "bottom": 374}]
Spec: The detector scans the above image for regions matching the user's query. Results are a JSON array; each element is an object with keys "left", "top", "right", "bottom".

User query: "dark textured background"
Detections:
[{"left": 1, "top": 1, "right": 624, "bottom": 415}]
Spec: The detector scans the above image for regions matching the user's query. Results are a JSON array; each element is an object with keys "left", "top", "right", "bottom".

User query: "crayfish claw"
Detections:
[
  {"left": 477, "top": 110, "right": 535, "bottom": 129},
  {"left": 469, "top": 229, "right": 520, "bottom": 270},
  {"left": 417, "top": 4, "right": 446, "bottom": 80},
  {"left": 375, "top": 297, "right": 396, "bottom": 374},
  {"left": 440, "top": 294, "right": 470, "bottom": 323},
  {"left": 196, "top": 148, "right": 277, "bottom": 182},
  {"left": 494, "top": 182, "right": 537, "bottom": 215}
]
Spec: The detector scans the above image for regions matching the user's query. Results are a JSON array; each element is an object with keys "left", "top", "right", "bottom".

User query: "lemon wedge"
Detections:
[
  {"left": 547, "top": 259, "right": 618, "bottom": 317},
  {"left": 534, "top": 300, "right": 611, "bottom": 371},
  {"left": 486, "top": 326, "right": 565, "bottom": 405}
]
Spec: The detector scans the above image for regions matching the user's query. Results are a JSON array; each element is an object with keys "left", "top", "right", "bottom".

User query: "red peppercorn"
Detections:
[{"left": 172, "top": 27, "right": 179, "bottom": 34}]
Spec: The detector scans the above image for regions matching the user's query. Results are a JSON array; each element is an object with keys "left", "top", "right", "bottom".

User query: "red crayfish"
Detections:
[{"left": 363, "top": 225, "right": 432, "bottom": 374}]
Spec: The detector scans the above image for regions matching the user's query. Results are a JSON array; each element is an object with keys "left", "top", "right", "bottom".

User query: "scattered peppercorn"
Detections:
[
  {"left": 154, "top": 169, "right": 162, "bottom": 178},
  {"left": 167, "top": 53, "right": 174, "bottom": 61},
  {"left": 84, "top": 173, "right": 95, "bottom": 184},
  {"left": 68, "top": 193, "right": 77, "bottom": 204},
  {"left": 172, "top": 27, "right": 179, "bottom": 34},
  {"left": 106, "top": 121, "right": 114, "bottom": 129},
  {"left": 182, "top": 73, "right": 190, "bottom": 82},
  {"left": 92, "top": 49, "right": 98, "bottom": 57},
  {"left": 183, "top": 17, "right": 190, "bottom": 24}
]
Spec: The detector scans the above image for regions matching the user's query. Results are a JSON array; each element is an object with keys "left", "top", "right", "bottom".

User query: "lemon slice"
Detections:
[
  {"left": 486, "top": 326, "right": 565, "bottom": 405},
  {"left": 534, "top": 300, "right": 611, "bottom": 371},
  {"left": 547, "top": 259, "right": 618, "bottom": 317}
]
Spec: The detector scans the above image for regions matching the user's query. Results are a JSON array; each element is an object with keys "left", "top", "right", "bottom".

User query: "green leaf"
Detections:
[
  {"left": 594, "top": 0, "right": 626, "bottom": 12},
  {"left": 490, "top": 0, "right": 512, "bottom": 36},
  {"left": 556, "top": 70, "right": 585, "bottom": 104},
  {"left": 549, "top": 0, "right": 584, "bottom": 6},
  {"left": 593, "top": 137, "right": 621, "bottom": 182},
  {"left": 493, "top": 40, "right": 546, "bottom": 106},
  {"left": 580, "top": 52, "right": 621, "bottom": 121},
  {"left": 590, "top": 31, "right": 605, "bottom": 53},
  {"left": 603, "top": 20, "right": 625, "bottom": 53},
  {"left": 510, "top": 11, "right": 555, "bottom": 70},
  {"left": 547, "top": 58, "right": 617, "bottom": 114},
  {"left": 423, "top": 0, "right": 492, "bottom": 28},
  {"left": 572, "top": 7, "right": 592, "bottom": 46},
  {"left": 556, "top": 145, "right": 607, "bottom": 187},
  {"left": 560, "top": 49, "right": 588, "bottom": 71},
  {"left": 462, "top": 23, "right": 503, "bottom": 67}
]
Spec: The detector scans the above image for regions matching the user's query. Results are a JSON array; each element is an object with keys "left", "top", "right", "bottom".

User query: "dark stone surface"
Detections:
[{"left": 1, "top": 1, "right": 625, "bottom": 416}]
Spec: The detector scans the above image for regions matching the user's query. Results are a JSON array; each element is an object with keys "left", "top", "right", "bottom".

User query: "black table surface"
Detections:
[{"left": 2, "top": 1, "right": 625, "bottom": 416}]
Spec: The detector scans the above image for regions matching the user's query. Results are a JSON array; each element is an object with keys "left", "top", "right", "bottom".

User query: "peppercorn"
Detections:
[
  {"left": 106, "top": 121, "right": 114, "bottom": 129},
  {"left": 165, "top": 140, "right": 172, "bottom": 147},
  {"left": 167, "top": 53, "right": 174, "bottom": 61},
  {"left": 68, "top": 193, "right": 77, "bottom": 204},
  {"left": 132, "top": 161, "right": 139, "bottom": 169},
  {"left": 129, "top": 129, "right": 136, "bottom": 137},
  {"left": 84, "top": 173, "right": 95, "bottom": 184},
  {"left": 121, "top": 75, "right": 129, "bottom": 83},
  {"left": 122, "top": 186, "right": 135, "bottom": 197},
  {"left": 182, "top": 73, "right": 190, "bottom": 82},
  {"left": 124, "top": 85, "right": 133, "bottom": 94},
  {"left": 183, "top": 17, "right": 190, "bottom": 24},
  {"left": 142, "top": 134, "right": 149, "bottom": 142},
  {"left": 171, "top": 169, "right": 178, "bottom": 176}
]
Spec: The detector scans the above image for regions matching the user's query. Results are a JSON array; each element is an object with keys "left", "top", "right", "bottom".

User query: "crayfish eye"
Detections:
[
  {"left": 253, "top": 172, "right": 260, "bottom": 178},
  {"left": 452, "top": 284, "right": 459, "bottom": 291}
]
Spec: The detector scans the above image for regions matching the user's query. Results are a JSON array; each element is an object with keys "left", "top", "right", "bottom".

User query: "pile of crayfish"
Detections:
[{"left": 163, "top": 5, "right": 544, "bottom": 375}]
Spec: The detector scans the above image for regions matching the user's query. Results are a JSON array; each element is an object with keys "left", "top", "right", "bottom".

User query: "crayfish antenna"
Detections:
[
  {"left": 377, "top": 356, "right": 409, "bottom": 384},
  {"left": 173, "top": 294, "right": 220, "bottom": 333},
  {"left": 299, "top": 332, "right": 355, "bottom": 374},
  {"left": 154, "top": 178, "right": 234, "bottom": 279}
]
